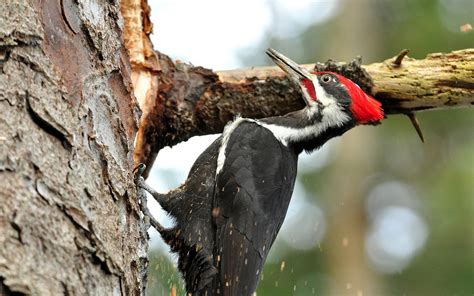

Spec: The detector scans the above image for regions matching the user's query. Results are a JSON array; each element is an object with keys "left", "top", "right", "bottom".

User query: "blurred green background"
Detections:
[{"left": 146, "top": 0, "right": 473, "bottom": 295}]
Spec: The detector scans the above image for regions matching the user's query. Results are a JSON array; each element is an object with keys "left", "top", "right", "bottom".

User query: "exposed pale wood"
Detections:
[{"left": 120, "top": 0, "right": 160, "bottom": 173}]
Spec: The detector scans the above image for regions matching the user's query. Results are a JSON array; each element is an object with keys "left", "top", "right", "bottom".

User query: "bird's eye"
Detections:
[{"left": 321, "top": 74, "right": 332, "bottom": 84}]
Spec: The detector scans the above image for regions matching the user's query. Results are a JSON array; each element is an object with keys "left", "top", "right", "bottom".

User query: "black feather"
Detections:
[{"left": 207, "top": 121, "right": 298, "bottom": 295}]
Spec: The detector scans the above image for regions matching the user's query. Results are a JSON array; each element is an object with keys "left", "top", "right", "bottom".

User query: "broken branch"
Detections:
[{"left": 133, "top": 49, "right": 473, "bottom": 177}]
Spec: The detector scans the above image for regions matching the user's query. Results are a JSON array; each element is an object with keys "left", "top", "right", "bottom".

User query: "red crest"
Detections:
[{"left": 334, "top": 74, "right": 384, "bottom": 124}]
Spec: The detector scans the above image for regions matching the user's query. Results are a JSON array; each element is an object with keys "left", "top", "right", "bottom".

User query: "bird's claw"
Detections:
[
  {"left": 134, "top": 164, "right": 150, "bottom": 193},
  {"left": 133, "top": 163, "right": 146, "bottom": 182},
  {"left": 133, "top": 163, "right": 165, "bottom": 233}
]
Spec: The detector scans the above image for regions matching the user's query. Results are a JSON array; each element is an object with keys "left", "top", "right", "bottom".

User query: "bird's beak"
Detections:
[{"left": 266, "top": 48, "right": 312, "bottom": 82}]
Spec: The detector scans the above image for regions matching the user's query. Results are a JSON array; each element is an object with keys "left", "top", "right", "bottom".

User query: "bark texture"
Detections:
[
  {"left": 0, "top": 0, "right": 146, "bottom": 295},
  {"left": 134, "top": 48, "right": 474, "bottom": 177}
]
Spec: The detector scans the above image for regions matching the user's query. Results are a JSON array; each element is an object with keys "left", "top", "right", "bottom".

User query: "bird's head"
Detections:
[{"left": 266, "top": 48, "right": 384, "bottom": 126}]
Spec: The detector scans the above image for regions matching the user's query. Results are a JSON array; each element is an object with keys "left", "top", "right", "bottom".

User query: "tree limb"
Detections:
[
  {"left": 217, "top": 49, "right": 474, "bottom": 113},
  {"left": 133, "top": 49, "right": 473, "bottom": 177}
]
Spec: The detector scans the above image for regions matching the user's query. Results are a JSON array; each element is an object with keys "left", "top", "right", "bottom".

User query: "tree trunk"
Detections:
[{"left": 0, "top": 0, "right": 146, "bottom": 295}]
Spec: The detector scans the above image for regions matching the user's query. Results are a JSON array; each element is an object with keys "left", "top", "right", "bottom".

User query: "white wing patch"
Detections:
[{"left": 216, "top": 117, "right": 258, "bottom": 176}]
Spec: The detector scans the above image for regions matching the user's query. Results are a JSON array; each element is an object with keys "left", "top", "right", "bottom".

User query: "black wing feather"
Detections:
[{"left": 212, "top": 121, "right": 298, "bottom": 295}]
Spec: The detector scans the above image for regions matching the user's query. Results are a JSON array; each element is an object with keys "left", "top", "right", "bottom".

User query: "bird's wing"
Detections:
[{"left": 212, "top": 121, "right": 297, "bottom": 295}]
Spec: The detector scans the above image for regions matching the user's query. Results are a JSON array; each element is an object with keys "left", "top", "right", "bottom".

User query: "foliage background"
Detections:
[{"left": 145, "top": 0, "right": 473, "bottom": 295}]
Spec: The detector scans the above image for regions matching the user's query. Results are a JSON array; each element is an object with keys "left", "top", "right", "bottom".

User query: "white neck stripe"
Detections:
[
  {"left": 215, "top": 106, "right": 350, "bottom": 176},
  {"left": 260, "top": 105, "right": 350, "bottom": 146}
]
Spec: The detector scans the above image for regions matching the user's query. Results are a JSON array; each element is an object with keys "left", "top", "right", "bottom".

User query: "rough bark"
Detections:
[
  {"left": 134, "top": 48, "right": 474, "bottom": 177},
  {"left": 0, "top": 0, "right": 146, "bottom": 295}
]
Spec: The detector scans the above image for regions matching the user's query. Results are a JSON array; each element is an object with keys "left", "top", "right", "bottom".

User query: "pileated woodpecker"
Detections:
[{"left": 136, "top": 48, "right": 384, "bottom": 295}]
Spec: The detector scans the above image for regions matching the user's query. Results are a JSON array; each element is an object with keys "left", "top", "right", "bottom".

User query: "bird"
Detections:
[{"left": 135, "top": 48, "right": 384, "bottom": 296}]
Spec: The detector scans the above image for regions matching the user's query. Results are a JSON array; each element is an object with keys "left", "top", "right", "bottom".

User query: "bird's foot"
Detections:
[
  {"left": 134, "top": 163, "right": 165, "bottom": 233},
  {"left": 134, "top": 163, "right": 167, "bottom": 204}
]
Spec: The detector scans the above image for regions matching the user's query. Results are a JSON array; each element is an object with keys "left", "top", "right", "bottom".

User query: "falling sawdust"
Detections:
[
  {"left": 342, "top": 237, "right": 349, "bottom": 247},
  {"left": 280, "top": 261, "right": 285, "bottom": 272},
  {"left": 170, "top": 286, "right": 176, "bottom": 296},
  {"left": 460, "top": 23, "right": 472, "bottom": 32}
]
